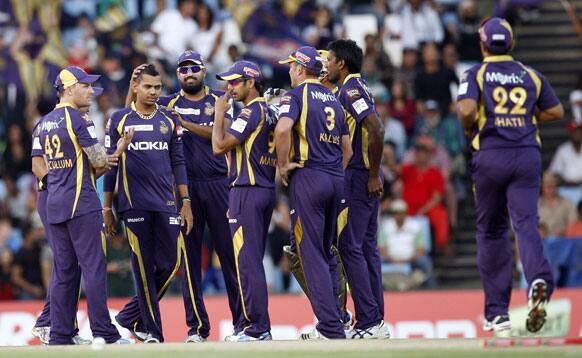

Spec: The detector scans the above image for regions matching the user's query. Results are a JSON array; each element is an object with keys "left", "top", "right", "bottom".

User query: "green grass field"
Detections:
[{"left": 0, "top": 340, "right": 580, "bottom": 358}]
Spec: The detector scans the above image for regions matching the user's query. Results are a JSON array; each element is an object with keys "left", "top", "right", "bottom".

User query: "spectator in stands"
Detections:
[
  {"left": 191, "top": 2, "right": 223, "bottom": 66},
  {"left": 106, "top": 233, "right": 135, "bottom": 297},
  {"left": 378, "top": 199, "right": 434, "bottom": 289},
  {"left": 303, "top": 6, "right": 341, "bottom": 50},
  {"left": 569, "top": 72, "right": 582, "bottom": 123},
  {"left": 400, "top": 0, "right": 444, "bottom": 50},
  {"left": 443, "top": 43, "right": 461, "bottom": 79},
  {"left": 415, "top": 43, "right": 459, "bottom": 115},
  {"left": 11, "top": 223, "right": 45, "bottom": 300},
  {"left": 2, "top": 123, "right": 31, "bottom": 179},
  {"left": 363, "top": 33, "right": 394, "bottom": 88},
  {"left": 415, "top": 99, "right": 465, "bottom": 161},
  {"left": 97, "top": 52, "right": 130, "bottom": 108},
  {"left": 379, "top": 101, "right": 406, "bottom": 161},
  {"left": 0, "top": 218, "right": 15, "bottom": 300},
  {"left": 388, "top": 79, "right": 416, "bottom": 137},
  {"left": 549, "top": 121, "right": 582, "bottom": 206},
  {"left": 395, "top": 48, "right": 419, "bottom": 99},
  {"left": 397, "top": 141, "right": 451, "bottom": 255},
  {"left": 565, "top": 200, "right": 582, "bottom": 238},
  {"left": 454, "top": 0, "right": 481, "bottom": 70},
  {"left": 539, "top": 171, "right": 577, "bottom": 238},
  {"left": 150, "top": 0, "right": 198, "bottom": 63},
  {"left": 268, "top": 196, "right": 300, "bottom": 293},
  {"left": 381, "top": 143, "right": 399, "bottom": 213}
]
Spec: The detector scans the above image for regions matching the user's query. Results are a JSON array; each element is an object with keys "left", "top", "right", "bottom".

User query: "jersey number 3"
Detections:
[
  {"left": 324, "top": 107, "right": 335, "bottom": 131},
  {"left": 492, "top": 86, "right": 527, "bottom": 115},
  {"left": 44, "top": 134, "right": 64, "bottom": 159}
]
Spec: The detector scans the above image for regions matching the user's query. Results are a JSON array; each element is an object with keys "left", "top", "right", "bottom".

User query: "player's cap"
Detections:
[
  {"left": 424, "top": 99, "right": 440, "bottom": 112},
  {"left": 216, "top": 60, "right": 262, "bottom": 83},
  {"left": 54, "top": 66, "right": 100, "bottom": 90},
  {"left": 178, "top": 50, "right": 205, "bottom": 67},
  {"left": 479, "top": 17, "right": 513, "bottom": 53},
  {"left": 279, "top": 46, "right": 323, "bottom": 74},
  {"left": 390, "top": 199, "right": 408, "bottom": 213}
]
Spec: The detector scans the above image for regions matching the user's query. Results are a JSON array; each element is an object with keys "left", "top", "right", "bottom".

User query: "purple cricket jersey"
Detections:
[
  {"left": 279, "top": 79, "right": 347, "bottom": 177},
  {"left": 159, "top": 87, "right": 231, "bottom": 180},
  {"left": 457, "top": 55, "right": 560, "bottom": 151},
  {"left": 227, "top": 97, "right": 277, "bottom": 188},
  {"left": 103, "top": 103, "right": 187, "bottom": 213},
  {"left": 337, "top": 74, "right": 378, "bottom": 171},
  {"left": 38, "top": 103, "right": 102, "bottom": 224}
]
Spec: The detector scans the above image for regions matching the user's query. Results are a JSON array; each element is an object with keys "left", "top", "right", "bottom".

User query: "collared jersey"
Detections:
[
  {"left": 457, "top": 55, "right": 560, "bottom": 151},
  {"left": 38, "top": 103, "right": 101, "bottom": 224},
  {"left": 227, "top": 97, "right": 277, "bottom": 188},
  {"left": 337, "top": 73, "right": 378, "bottom": 171},
  {"left": 279, "top": 79, "right": 348, "bottom": 177},
  {"left": 103, "top": 103, "right": 187, "bottom": 213},
  {"left": 159, "top": 87, "right": 231, "bottom": 180}
]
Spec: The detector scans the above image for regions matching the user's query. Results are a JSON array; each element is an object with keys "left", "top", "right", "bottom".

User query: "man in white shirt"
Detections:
[
  {"left": 400, "top": 0, "right": 444, "bottom": 50},
  {"left": 549, "top": 122, "right": 582, "bottom": 206},
  {"left": 151, "top": 0, "right": 198, "bottom": 62}
]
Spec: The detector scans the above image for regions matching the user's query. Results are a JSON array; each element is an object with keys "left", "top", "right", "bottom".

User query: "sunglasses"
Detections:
[
  {"left": 178, "top": 65, "right": 204, "bottom": 75},
  {"left": 227, "top": 78, "right": 247, "bottom": 86}
]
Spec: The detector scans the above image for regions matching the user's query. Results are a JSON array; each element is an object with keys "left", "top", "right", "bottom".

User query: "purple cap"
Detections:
[
  {"left": 216, "top": 61, "right": 262, "bottom": 83},
  {"left": 177, "top": 50, "right": 205, "bottom": 67},
  {"left": 54, "top": 66, "right": 100, "bottom": 90},
  {"left": 278, "top": 46, "right": 323, "bottom": 73},
  {"left": 479, "top": 17, "right": 513, "bottom": 53}
]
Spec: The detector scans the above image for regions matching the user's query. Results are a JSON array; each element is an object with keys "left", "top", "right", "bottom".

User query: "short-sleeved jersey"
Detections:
[
  {"left": 103, "top": 103, "right": 187, "bottom": 213},
  {"left": 38, "top": 103, "right": 102, "bottom": 224},
  {"left": 159, "top": 87, "right": 231, "bottom": 180},
  {"left": 31, "top": 119, "right": 44, "bottom": 190},
  {"left": 337, "top": 73, "right": 378, "bottom": 171},
  {"left": 278, "top": 79, "right": 348, "bottom": 177},
  {"left": 457, "top": 55, "right": 560, "bottom": 151},
  {"left": 227, "top": 97, "right": 277, "bottom": 188}
]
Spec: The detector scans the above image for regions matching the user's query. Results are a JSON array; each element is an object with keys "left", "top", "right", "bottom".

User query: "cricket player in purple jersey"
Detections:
[
  {"left": 38, "top": 66, "right": 129, "bottom": 345},
  {"left": 104, "top": 64, "right": 194, "bottom": 343},
  {"left": 326, "top": 39, "right": 390, "bottom": 339},
  {"left": 275, "top": 46, "right": 352, "bottom": 340},
  {"left": 457, "top": 17, "right": 563, "bottom": 333},
  {"left": 30, "top": 90, "right": 110, "bottom": 345},
  {"left": 212, "top": 61, "right": 277, "bottom": 342}
]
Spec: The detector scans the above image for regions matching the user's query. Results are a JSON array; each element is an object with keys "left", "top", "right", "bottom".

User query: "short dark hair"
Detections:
[
  {"left": 136, "top": 64, "right": 160, "bottom": 82},
  {"left": 328, "top": 39, "right": 363, "bottom": 74},
  {"left": 253, "top": 80, "right": 263, "bottom": 95}
]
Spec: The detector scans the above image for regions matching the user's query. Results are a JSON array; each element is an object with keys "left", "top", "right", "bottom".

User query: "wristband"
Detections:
[{"left": 102, "top": 207, "right": 112, "bottom": 211}]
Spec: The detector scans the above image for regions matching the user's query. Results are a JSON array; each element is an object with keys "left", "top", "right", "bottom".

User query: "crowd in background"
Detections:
[{"left": 1, "top": 0, "right": 581, "bottom": 300}]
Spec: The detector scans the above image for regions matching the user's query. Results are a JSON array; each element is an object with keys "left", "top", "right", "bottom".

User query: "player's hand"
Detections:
[
  {"left": 117, "top": 127, "right": 135, "bottom": 153},
  {"left": 131, "top": 64, "right": 148, "bottom": 84},
  {"left": 367, "top": 174, "right": 383, "bottom": 198},
  {"left": 106, "top": 154, "right": 119, "bottom": 170},
  {"left": 216, "top": 91, "right": 232, "bottom": 114},
  {"left": 278, "top": 162, "right": 301, "bottom": 187},
  {"left": 103, "top": 209, "right": 117, "bottom": 236},
  {"left": 180, "top": 201, "right": 194, "bottom": 235}
]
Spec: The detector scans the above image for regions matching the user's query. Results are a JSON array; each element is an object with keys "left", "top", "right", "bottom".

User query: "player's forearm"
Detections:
[
  {"left": 212, "top": 111, "right": 228, "bottom": 154},
  {"left": 274, "top": 124, "right": 291, "bottom": 167},
  {"left": 177, "top": 184, "right": 189, "bottom": 200},
  {"left": 341, "top": 135, "right": 353, "bottom": 170},
  {"left": 83, "top": 143, "right": 108, "bottom": 170},
  {"left": 31, "top": 156, "right": 48, "bottom": 180},
  {"left": 103, "top": 191, "right": 114, "bottom": 209},
  {"left": 456, "top": 99, "right": 477, "bottom": 134},
  {"left": 537, "top": 104, "right": 564, "bottom": 122},
  {"left": 180, "top": 121, "right": 213, "bottom": 139},
  {"left": 365, "top": 115, "right": 384, "bottom": 176}
]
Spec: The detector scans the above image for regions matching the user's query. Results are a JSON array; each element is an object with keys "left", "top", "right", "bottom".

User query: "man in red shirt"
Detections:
[{"left": 400, "top": 143, "right": 450, "bottom": 253}]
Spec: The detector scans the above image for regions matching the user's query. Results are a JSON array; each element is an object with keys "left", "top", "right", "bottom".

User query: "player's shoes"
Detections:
[
  {"left": 115, "top": 317, "right": 147, "bottom": 342},
  {"left": 527, "top": 278, "right": 548, "bottom": 333},
  {"left": 184, "top": 334, "right": 207, "bottom": 343},
  {"left": 300, "top": 328, "right": 330, "bottom": 340},
  {"left": 72, "top": 335, "right": 93, "bottom": 345},
  {"left": 347, "top": 320, "right": 391, "bottom": 339},
  {"left": 483, "top": 315, "right": 511, "bottom": 332},
  {"left": 225, "top": 331, "right": 272, "bottom": 342},
  {"left": 32, "top": 326, "right": 50, "bottom": 345},
  {"left": 342, "top": 310, "right": 354, "bottom": 331},
  {"left": 143, "top": 334, "right": 161, "bottom": 343},
  {"left": 113, "top": 338, "right": 133, "bottom": 344}
]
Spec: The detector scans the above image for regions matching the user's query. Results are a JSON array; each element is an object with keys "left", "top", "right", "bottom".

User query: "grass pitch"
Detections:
[{"left": 0, "top": 339, "right": 580, "bottom": 358}]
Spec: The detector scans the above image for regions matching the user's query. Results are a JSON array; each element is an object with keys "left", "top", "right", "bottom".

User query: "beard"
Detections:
[{"left": 181, "top": 80, "right": 204, "bottom": 95}]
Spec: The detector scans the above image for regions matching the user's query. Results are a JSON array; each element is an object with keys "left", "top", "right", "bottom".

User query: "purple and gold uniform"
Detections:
[
  {"left": 105, "top": 103, "right": 186, "bottom": 341},
  {"left": 158, "top": 86, "right": 242, "bottom": 337},
  {"left": 39, "top": 100, "right": 120, "bottom": 344},
  {"left": 336, "top": 74, "right": 383, "bottom": 328},
  {"left": 279, "top": 70, "right": 348, "bottom": 338},
  {"left": 457, "top": 18, "right": 557, "bottom": 322}
]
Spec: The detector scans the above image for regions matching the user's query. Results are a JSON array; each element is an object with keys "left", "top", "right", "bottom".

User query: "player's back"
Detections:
[
  {"left": 282, "top": 79, "right": 346, "bottom": 176},
  {"left": 39, "top": 103, "right": 101, "bottom": 223},
  {"left": 467, "top": 56, "right": 555, "bottom": 150}
]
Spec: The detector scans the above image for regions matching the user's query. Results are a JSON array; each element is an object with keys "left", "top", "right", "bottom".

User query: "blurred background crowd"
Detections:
[{"left": 1, "top": 0, "right": 581, "bottom": 301}]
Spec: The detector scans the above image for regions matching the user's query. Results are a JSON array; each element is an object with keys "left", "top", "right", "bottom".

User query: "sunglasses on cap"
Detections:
[
  {"left": 178, "top": 65, "right": 204, "bottom": 75},
  {"left": 227, "top": 78, "right": 248, "bottom": 86}
]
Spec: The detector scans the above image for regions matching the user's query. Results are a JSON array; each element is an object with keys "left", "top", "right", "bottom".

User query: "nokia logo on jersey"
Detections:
[
  {"left": 311, "top": 91, "right": 336, "bottom": 102},
  {"left": 485, "top": 71, "right": 526, "bottom": 85},
  {"left": 127, "top": 141, "right": 169, "bottom": 151}
]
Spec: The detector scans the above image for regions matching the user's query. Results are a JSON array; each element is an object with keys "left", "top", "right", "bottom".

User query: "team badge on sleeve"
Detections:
[
  {"left": 347, "top": 88, "right": 361, "bottom": 100},
  {"left": 231, "top": 118, "right": 248, "bottom": 133}
]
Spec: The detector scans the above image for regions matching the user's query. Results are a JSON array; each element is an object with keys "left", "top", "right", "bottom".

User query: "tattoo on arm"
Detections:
[{"left": 83, "top": 143, "right": 108, "bottom": 169}]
